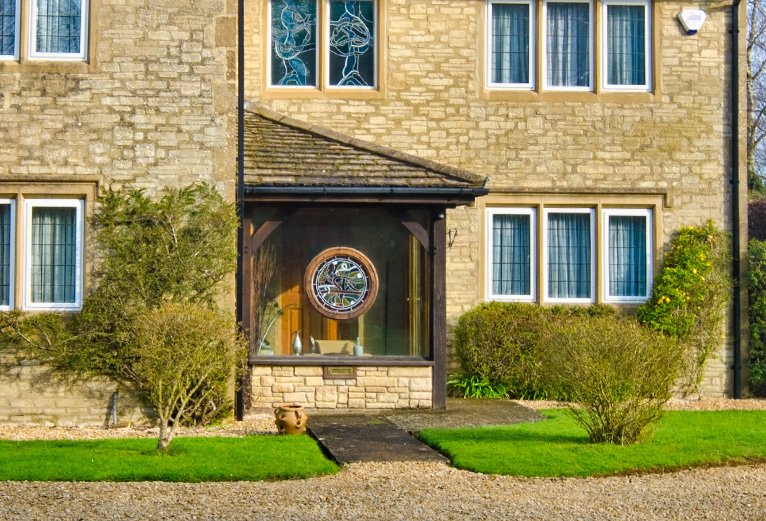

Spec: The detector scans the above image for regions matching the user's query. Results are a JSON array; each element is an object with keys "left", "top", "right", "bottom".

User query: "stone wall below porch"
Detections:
[{"left": 249, "top": 366, "right": 433, "bottom": 409}]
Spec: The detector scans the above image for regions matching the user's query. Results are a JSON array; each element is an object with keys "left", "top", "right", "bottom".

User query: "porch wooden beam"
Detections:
[
  {"left": 431, "top": 210, "right": 447, "bottom": 410},
  {"left": 386, "top": 208, "right": 431, "bottom": 251}
]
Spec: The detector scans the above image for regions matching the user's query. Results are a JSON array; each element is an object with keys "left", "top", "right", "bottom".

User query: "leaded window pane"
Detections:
[
  {"left": 546, "top": 2, "right": 590, "bottom": 87},
  {"left": 329, "top": 0, "right": 375, "bottom": 87},
  {"left": 607, "top": 4, "right": 646, "bottom": 86},
  {"left": 30, "top": 206, "right": 76, "bottom": 304},
  {"left": 0, "top": 0, "right": 16, "bottom": 56},
  {"left": 270, "top": 0, "right": 317, "bottom": 86},
  {"left": 491, "top": 3, "right": 530, "bottom": 85},
  {"left": 492, "top": 213, "right": 531, "bottom": 295},
  {"left": 36, "top": 0, "right": 82, "bottom": 54},
  {"left": 608, "top": 215, "right": 647, "bottom": 297},
  {"left": 547, "top": 212, "right": 591, "bottom": 298},
  {"left": 0, "top": 204, "right": 11, "bottom": 306}
]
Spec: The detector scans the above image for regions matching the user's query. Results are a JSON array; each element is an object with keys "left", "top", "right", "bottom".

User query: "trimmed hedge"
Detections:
[
  {"left": 749, "top": 239, "right": 766, "bottom": 396},
  {"left": 453, "top": 302, "right": 614, "bottom": 398}
]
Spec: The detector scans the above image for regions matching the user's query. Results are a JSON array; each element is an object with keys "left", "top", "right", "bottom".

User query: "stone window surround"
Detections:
[
  {"left": 0, "top": 179, "right": 97, "bottom": 312},
  {"left": 479, "top": 192, "right": 665, "bottom": 306},
  {"left": 261, "top": 0, "right": 385, "bottom": 100},
  {"left": 0, "top": 0, "right": 90, "bottom": 63},
  {"left": 481, "top": 0, "right": 658, "bottom": 101}
]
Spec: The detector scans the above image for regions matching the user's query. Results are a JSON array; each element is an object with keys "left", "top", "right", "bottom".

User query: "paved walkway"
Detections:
[{"left": 307, "top": 398, "right": 544, "bottom": 464}]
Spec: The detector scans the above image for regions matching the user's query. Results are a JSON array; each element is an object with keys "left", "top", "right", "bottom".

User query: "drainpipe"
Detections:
[
  {"left": 731, "top": 0, "right": 743, "bottom": 399},
  {"left": 235, "top": 0, "right": 246, "bottom": 420}
]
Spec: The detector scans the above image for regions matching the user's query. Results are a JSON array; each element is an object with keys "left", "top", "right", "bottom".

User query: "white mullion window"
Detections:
[
  {"left": 23, "top": 199, "right": 83, "bottom": 311},
  {"left": 487, "top": 0, "right": 535, "bottom": 90},
  {"left": 0, "top": 0, "right": 20, "bottom": 60},
  {"left": 268, "top": 0, "right": 319, "bottom": 88},
  {"left": 0, "top": 199, "right": 14, "bottom": 310},
  {"left": 486, "top": 207, "right": 536, "bottom": 301},
  {"left": 603, "top": 208, "right": 653, "bottom": 302},
  {"left": 602, "top": 0, "right": 651, "bottom": 91},
  {"left": 29, "top": 0, "right": 89, "bottom": 61},
  {"left": 543, "top": 0, "right": 593, "bottom": 90},
  {"left": 543, "top": 207, "right": 595, "bottom": 303}
]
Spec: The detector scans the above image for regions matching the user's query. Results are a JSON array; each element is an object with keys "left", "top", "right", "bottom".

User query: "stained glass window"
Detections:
[
  {"left": 328, "top": 0, "right": 375, "bottom": 87},
  {"left": 270, "top": 0, "right": 318, "bottom": 87}
]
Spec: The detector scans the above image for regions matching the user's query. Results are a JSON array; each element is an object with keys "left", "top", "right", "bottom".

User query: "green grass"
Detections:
[
  {"left": 0, "top": 435, "right": 338, "bottom": 482},
  {"left": 418, "top": 410, "right": 766, "bottom": 477}
]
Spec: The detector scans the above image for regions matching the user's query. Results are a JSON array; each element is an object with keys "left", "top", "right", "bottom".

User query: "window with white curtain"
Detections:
[
  {"left": 0, "top": 200, "right": 14, "bottom": 310},
  {"left": 486, "top": 0, "right": 651, "bottom": 92},
  {"left": 486, "top": 208, "right": 536, "bottom": 301},
  {"left": 0, "top": 0, "right": 19, "bottom": 59},
  {"left": 602, "top": 0, "right": 650, "bottom": 90},
  {"left": 24, "top": 199, "right": 83, "bottom": 310},
  {"left": 487, "top": 0, "right": 534, "bottom": 88},
  {"left": 30, "top": 0, "right": 88, "bottom": 60},
  {"left": 544, "top": 208, "right": 595, "bottom": 301},
  {"left": 603, "top": 209, "right": 652, "bottom": 301},
  {"left": 544, "top": 0, "right": 592, "bottom": 89}
]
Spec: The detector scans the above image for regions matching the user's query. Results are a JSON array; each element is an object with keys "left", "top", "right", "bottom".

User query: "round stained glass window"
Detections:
[{"left": 304, "top": 247, "right": 379, "bottom": 320}]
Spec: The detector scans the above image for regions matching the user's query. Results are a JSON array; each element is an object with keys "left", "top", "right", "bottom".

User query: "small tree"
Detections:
[
  {"left": 0, "top": 184, "right": 241, "bottom": 451},
  {"left": 540, "top": 316, "right": 682, "bottom": 445},
  {"left": 131, "top": 303, "right": 244, "bottom": 450}
]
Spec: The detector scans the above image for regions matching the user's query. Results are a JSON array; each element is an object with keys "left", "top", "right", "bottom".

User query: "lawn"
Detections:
[
  {"left": 0, "top": 435, "right": 338, "bottom": 482},
  {"left": 418, "top": 409, "right": 766, "bottom": 477}
]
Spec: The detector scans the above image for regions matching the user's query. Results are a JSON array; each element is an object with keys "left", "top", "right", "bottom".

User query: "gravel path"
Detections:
[{"left": 0, "top": 400, "right": 765, "bottom": 521}]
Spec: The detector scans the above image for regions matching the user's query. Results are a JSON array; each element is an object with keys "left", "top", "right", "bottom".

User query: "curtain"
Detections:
[
  {"left": 0, "top": 0, "right": 15, "bottom": 56},
  {"left": 546, "top": 2, "right": 589, "bottom": 87},
  {"left": 547, "top": 212, "right": 590, "bottom": 298},
  {"left": 608, "top": 215, "right": 647, "bottom": 297},
  {"left": 607, "top": 5, "right": 645, "bottom": 86},
  {"left": 491, "top": 3, "right": 530, "bottom": 84},
  {"left": 492, "top": 214, "right": 531, "bottom": 295},
  {"left": 36, "top": 0, "right": 81, "bottom": 54},
  {"left": 0, "top": 204, "right": 10, "bottom": 306},
  {"left": 30, "top": 207, "right": 76, "bottom": 304}
]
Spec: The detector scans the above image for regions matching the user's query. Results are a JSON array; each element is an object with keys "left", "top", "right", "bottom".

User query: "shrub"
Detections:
[
  {"left": 749, "top": 197, "right": 766, "bottom": 241},
  {"left": 748, "top": 239, "right": 766, "bottom": 396},
  {"left": 453, "top": 302, "right": 614, "bottom": 398},
  {"left": 636, "top": 221, "right": 731, "bottom": 395},
  {"left": 0, "top": 184, "right": 241, "bottom": 451},
  {"left": 539, "top": 316, "right": 682, "bottom": 445}
]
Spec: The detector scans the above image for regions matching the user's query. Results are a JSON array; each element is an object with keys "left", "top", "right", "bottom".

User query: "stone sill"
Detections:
[{"left": 248, "top": 356, "right": 434, "bottom": 367}]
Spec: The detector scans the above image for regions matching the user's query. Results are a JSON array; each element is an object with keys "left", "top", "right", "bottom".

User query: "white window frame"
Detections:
[
  {"left": 22, "top": 198, "right": 84, "bottom": 311},
  {"left": 543, "top": 207, "right": 595, "bottom": 303},
  {"left": 28, "top": 0, "right": 89, "bottom": 61},
  {"left": 486, "top": 0, "right": 535, "bottom": 90},
  {"left": 0, "top": 0, "right": 20, "bottom": 61},
  {"left": 486, "top": 207, "right": 537, "bottom": 302},
  {"left": 542, "top": 0, "right": 594, "bottom": 91},
  {"left": 325, "top": 0, "right": 378, "bottom": 90},
  {"left": 602, "top": 208, "right": 653, "bottom": 302},
  {"left": 601, "top": 0, "right": 651, "bottom": 92},
  {"left": 0, "top": 199, "right": 15, "bottom": 311},
  {"left": 267, "top": 0, "right": 320, "bottom": 89}
]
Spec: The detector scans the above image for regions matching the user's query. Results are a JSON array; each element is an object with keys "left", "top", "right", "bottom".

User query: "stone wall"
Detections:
[
  {"left": 249, "top": 366, "right": 433, "bottom": 409},
  {"left": 245, "top": 0, "right": 747, "bottom": 398}
]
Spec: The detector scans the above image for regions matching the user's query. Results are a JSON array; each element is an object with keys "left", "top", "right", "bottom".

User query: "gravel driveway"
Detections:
[{"left": 1, "top": 400, "right": 765, "bottom": 521}]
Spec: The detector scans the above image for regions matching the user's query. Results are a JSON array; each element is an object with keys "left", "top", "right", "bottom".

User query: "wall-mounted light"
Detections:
[{"left": 678, "top": 9, "right": 706, "bottom": 35}]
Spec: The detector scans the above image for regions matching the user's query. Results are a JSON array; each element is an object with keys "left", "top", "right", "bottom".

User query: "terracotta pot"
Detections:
[{"left": 274, "top": 404, "right": 308, "bottom": 435}]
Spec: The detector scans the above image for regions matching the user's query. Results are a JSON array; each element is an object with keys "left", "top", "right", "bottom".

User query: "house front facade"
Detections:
[{"left": 0, "top": 0, "right": 747, "bottom": 425}]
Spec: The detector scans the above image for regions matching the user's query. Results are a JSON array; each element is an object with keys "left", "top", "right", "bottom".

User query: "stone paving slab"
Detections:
[
  {"left": 306, "top": 399, "right": 545, "bottom": 464},
  {"left": 307, "top": 414, "right": 449, "bottom": 464}
]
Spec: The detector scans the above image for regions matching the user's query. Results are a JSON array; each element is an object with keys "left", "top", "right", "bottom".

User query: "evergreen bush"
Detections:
[{"left": 748, "top": 239, "right": 766, "bottom": 396}]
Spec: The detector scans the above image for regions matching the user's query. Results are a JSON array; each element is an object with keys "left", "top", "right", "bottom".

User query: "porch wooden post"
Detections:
[
  {"left": 240, "top": 211, "right": 254, "bottom": 413},
  {"left": 431, "top": 210, "right": 447, "bottom": 409}
]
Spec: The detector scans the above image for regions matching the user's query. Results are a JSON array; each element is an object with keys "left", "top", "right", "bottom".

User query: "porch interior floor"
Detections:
[{"left": 304, "top": 399, "right": 545, "bottom": 464}]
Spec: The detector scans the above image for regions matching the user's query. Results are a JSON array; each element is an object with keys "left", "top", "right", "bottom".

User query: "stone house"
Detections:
[{"left": 0, "top": 0, "right": 748, "bottom": 425}]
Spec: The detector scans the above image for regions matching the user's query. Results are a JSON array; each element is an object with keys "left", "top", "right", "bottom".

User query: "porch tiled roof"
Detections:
[{"left": 243, "top": 103, "right": 487, "bottom": 189}]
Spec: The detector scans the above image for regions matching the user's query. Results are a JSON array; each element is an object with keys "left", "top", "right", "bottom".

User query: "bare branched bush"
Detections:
[{"left": 540, "top": 316, "right": 683, "bottom": 445}]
